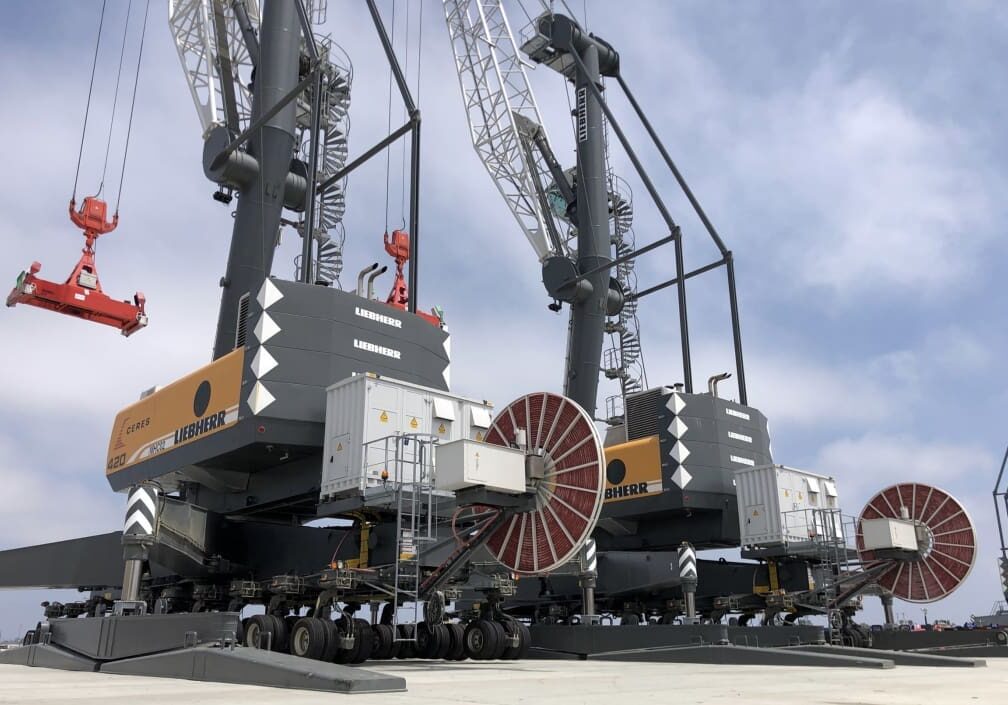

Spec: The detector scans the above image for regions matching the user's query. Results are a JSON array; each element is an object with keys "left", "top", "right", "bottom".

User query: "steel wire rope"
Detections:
[
  {"left": 415, "top": 0, "right": 423, "bottom": 125},
  {"left": 517, "top": 0, "right": 534, "bottom": 27},
  {"left": 114, "top": 0, "right": 150, "bottom": 214},
  {"left": 73, "top": 0, "right": 109, "bottom": 201},
  {"left": 384, "top": 0, "right": 397, "bottom": 231},
  {"left": 399, "top": 0, "right": 411, "bottom": 223},
  {"left": 98, "top": 0, "right": 134, "bottom": 198},
  {"left": 407, "top": 0, "right": 423, "bottom": 234}
]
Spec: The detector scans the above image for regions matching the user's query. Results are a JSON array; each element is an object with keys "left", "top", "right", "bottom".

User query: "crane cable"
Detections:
[
  {"left": 98, "top": 0, "right": 135, "bottom": 198},
  {"left": 399, "top": 1, "right": 410, "bottom": 220},
  {"left": 114, "top": 0, "right": 151, "bottom": 215},
  {"left": 72, "top": 0, "right": 109, "bottom": 202},
  {"left": 383, "top": 0, "right": 397, "bottom": 232},
  {"left": 71, "top": 0, "right": 150, "bottom": 214}
]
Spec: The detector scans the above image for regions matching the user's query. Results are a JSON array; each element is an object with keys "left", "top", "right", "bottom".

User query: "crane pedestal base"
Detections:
[{"left": 3, "top": 612, "right": 405, "bottom": 694}]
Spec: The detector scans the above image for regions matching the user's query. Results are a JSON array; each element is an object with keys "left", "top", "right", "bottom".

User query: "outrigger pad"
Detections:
[
  {"left": 585, "top": 644, "right": 895, "bottom": 669},
  {"left": 101, "top": 645, "right": 407, "bottom": 694},
  {"left": 0, "top": 644, "right": 99, "bottom": 672},
  {"left": 48, "top": 612, "right": 240, "bottom": 661}
]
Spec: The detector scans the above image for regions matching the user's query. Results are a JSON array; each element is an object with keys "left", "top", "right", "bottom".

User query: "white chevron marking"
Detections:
[
  {"left": 124, "top": 510, "right": 153, "bottom": 535},
  {"left": 126, "top": 488, "right": 156, "bottom": 516}
]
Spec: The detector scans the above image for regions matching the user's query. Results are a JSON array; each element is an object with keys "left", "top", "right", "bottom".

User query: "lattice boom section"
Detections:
[
  {"left": 484, "top": 392, "right": 604, "bottom": 574},
  {"left": 856, "top": 483, "right": 976, "bottom": 603}
]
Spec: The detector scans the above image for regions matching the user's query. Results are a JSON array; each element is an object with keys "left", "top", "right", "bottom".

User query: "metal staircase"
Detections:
[
  {"left": 297, "top": 36, "right": 352, "bottom": 287},
  {"left": 604, "top": 178, "right": 647, "bottom": 420}
]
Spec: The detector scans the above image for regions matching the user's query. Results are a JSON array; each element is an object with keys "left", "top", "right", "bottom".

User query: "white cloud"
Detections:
[
  {"left": 0, "top": 434, "right": 122, "bottom": 550},
  {"left": 756, "top": 72, "right": 993, "bottom": 294},
  {"left": 813, "top": 433, "right": 995, "bottom": 502},
  {"left": 603, "top": 6, "right": 999, "bottom": 301}
]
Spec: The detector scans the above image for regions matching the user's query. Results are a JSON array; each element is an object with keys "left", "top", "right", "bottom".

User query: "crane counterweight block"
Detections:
[{"left": 6, "top": 197, "right": 148, "bottom": 336}]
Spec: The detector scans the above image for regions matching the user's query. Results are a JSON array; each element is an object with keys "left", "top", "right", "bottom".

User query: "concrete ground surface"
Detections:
[{"left": 1, "top": 658, "right": 1006, "bottom": 704}]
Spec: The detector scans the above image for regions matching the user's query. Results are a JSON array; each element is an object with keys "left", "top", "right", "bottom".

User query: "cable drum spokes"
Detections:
[
  {"left": 483, "top": 392, "right": 605, "bottom": 575},
  {"left": 856, "top": 483, "right": 977, "bottom": 603}
]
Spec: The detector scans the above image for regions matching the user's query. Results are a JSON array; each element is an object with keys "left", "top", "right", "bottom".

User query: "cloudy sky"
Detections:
[{"left": 0, "top": 0, "right": 1005, "bottom": 637}]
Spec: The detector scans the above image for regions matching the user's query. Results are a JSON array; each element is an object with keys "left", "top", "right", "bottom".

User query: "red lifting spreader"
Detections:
[{"left": 6, "top": 196, "right": 147, "bottom": 336}]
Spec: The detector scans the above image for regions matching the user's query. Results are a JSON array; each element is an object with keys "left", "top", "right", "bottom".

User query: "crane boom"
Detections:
[
  {"left": 443, "top": 0, "right": 561, "bottom": 262},
  {"left": 169, "top": 0, "right": 259, "bottom": 138}
]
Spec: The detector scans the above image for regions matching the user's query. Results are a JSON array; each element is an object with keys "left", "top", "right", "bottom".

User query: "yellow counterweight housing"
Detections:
[
  {"left": 106, "top": 349, "right": 245, "bottom": 475},
  {"left": 603, "top": 435, "right": 662, "bottom": 503}
]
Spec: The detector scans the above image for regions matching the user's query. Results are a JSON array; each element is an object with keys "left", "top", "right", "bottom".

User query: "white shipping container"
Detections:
[
  {"left": 735, "top": 464, "right": 841, "bottom": 548},
  {"left": 321, "top": 374, "right": 495, "bottom": 499},
  {"left": 435, "top": 439, "right": 527, "bottom": 494},
  {"left": 861, "top": 517, "right": 919, "bottom": 552}
]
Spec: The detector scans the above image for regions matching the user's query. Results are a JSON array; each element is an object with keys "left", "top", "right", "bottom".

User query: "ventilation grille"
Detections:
[
  {"left": 234, "top": 293, "right": 250, "bottom": 349},
  {"left": 625, "top": 387, "right": 664, "bottom": 441}
]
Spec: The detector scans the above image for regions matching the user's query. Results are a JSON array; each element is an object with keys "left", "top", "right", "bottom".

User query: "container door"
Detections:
[
  {"left": 432, "top": 396, "right": 455, "bottom": 442},
  {"left": 328, "top": 432, "right": 351, "bottom": 482},
  {"left": 470, "top": 406, "right": 493, "bottom": 442},
  {"left": 402, "top": 389, "right": 429, "bottom": 436},
  {"left": 367, "top": 384, "right": 399, "bottom": 487},
  {"left": 745, "top": 504, "right": 768, "bottom": 542}
]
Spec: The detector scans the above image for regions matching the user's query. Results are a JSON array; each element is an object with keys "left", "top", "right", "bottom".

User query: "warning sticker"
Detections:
[
  {"left": 409, "top": 417, "right": 418, "bottom": 429},
  {"left": 336, "top": 442, "right": 343, "bottom": 451},
  {"left": 476, "top": 431, "right": 484, "bottom": 442},
  {"left": 437, "top": 422, "right": 446, "bottom": 434},
  {"left": 379, "top": 411, "right": 389, "bottom": 423}
]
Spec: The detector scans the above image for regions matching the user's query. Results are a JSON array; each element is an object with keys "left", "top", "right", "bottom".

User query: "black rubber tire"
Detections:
[
  {"left": 320, "top": 619, "right": 340, "bottom": 662},
  {"left": 349, "top": 619, "right": 374, "bottom": 663},
  {"left": 387, "top": 625, "right": 402, "bottom": 659},
  {"left": 516, "top": 622, "right": 531, "bottom": 660},
  {"left": 333, "top": 615, "right": 354, "bottom": 664},
  {"left": 289, "top": 617, "right": 327, "bottom": 660},
  {"left": 621, "top": 612, "right": 641, "bottom": 626},
  {"left": 463, "top": 619, "right": 500, "bottom": 660},
  {"left": 370, "top": 623, "right": 395, "bottom": 660},
  {"left": 415, "top": 621, "right": 440, "bottom": 659},
  {"left": 379, "top": 602, "right": 395, "bottom": 626},
  {"left": 269, "top": 614, "right": 289, "bottom": 652},
  {"left": 432, "top": 624, "right": 452, "bottom": 660},
  {"left": 660, "top": 612, "right": 678, "bottom": 625},
  {"left": 396, "top": 624, "right": 416, "bottom": 659},
  {"left": 499, "top": 620, "right": 521, "bottom": 660},
  {"left": 244, "top": 614, "right": 272, "bottom": 650},
  {"left": 445, "top": 623, "right": 467, "bottom": 661},
  {"left": 488, "top": 620, "right": 509, "bottom": 660},
  {"left": 235, "top": 617, "right": 246, "bottom": 645},
  {"left": 856, "top": 623, "right": 872, "bottom": 647}
]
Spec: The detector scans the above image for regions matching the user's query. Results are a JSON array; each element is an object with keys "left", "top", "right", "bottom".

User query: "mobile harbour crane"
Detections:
[{"left": 0, "top": 0, "right": 985, "bottom": 690}]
